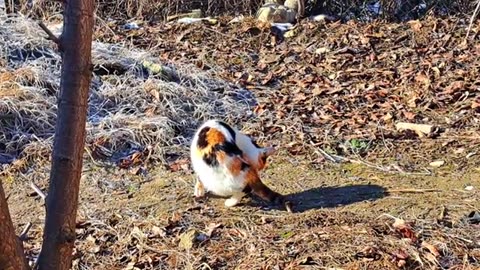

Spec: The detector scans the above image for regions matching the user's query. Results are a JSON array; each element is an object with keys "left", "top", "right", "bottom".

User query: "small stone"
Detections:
[{"left": 429, "top": 160, "right": 445, "bottom": 167}]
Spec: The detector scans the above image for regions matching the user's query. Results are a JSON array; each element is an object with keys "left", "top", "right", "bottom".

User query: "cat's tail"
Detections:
[{"left": 245, "top": 169, "right": 286, "bottom": 207}]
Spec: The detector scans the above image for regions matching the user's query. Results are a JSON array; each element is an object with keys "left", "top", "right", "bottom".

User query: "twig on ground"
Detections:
[
  {"left": 19, "top": 222, "right": 32, "bottom": 241},
  {"left": 313, "top": 148, "right": 338, "bottom": 163},
  {"left": 38, "top": 21, "right": 61, "bottom": 46},
  {"left": 464, "top": 0, "right": 480, "bottom": 43},
  {"left": 452, "top": 235, "right": 474, "bottom": 244},
  {"left": 331, "top": 154, "right": 432, "bottom": 176},
  {"left": 386, "top": 188, "right": 441, "bottom": 193},
  {"left": 30, "top": 182, "right": 47, "bottom": 201},
  {"left": 310, "top": 141, "right": 432, "bottom": 175},
  {"left": 309, "top": 141, "right": 339, "bottom": 163}
]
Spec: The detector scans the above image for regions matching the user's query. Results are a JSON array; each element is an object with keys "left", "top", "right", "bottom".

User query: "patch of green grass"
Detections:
[{"left": 347, "top": 139, "right": 370, "bottom": 153}]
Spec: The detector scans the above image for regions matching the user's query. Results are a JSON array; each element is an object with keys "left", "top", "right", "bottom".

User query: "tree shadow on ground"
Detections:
[{"left": 250, "top": 184, "right": 388, "bottom": 213}]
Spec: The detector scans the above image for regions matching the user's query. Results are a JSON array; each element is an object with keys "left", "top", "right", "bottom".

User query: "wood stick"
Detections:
[
  {"left": 29, "top": 182, "right": 46, "bottom": 201},
  {"left": 19, "top": 222, "right": 32, "bottom": 241}
]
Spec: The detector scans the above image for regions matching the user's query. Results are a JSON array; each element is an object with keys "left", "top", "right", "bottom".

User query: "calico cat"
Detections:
[{"left": 190, "top": 119, "right": 289, "bottom": 209}]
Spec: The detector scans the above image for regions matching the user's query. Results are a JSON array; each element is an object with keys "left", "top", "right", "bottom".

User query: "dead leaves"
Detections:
[
  {"left": 384, "top": 215, "right": 418, "bottom": 243},
  {"left": 354, "top": 246, "right": 382, "bottom": 262},
  {"left": 373, "top": 214, "right": 449, "bottom": 268}
]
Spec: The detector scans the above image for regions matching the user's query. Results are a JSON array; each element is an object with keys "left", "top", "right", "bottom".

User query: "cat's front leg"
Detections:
[{"left": 224, "top": 192, "right": 245, "bottom": 207}]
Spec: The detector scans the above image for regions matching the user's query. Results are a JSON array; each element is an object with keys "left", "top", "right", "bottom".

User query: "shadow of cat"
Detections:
[{"left": 248, "top": 184, "right": 388, "bottom": 213}]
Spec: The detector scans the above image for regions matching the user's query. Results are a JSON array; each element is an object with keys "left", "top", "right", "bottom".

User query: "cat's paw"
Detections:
[
  {"left": 194, "top": 188, "right": 205, "bottom": 198},
  {"left": 224, "top": 197, "right": 241, "bottom": 207}
]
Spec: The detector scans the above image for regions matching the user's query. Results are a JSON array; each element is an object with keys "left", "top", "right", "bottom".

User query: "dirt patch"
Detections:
[{"left": 4, "top": 155, "right": 479, "bottom": 269}]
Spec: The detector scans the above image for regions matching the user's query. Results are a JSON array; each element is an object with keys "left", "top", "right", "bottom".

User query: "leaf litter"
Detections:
[{"left": 1, "top": 12, "right": 480, "bottom": 270}]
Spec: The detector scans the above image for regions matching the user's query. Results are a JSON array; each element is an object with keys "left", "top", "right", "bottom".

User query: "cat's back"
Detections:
[{"left": 190, "top": 119, "right": 247, "bottom": 196}]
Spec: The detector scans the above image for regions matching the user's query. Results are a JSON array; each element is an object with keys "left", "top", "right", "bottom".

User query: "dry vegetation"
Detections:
[
  {"left": 6, "top": 0, "right": 477, "bottom": 22},
  {"left": 1, "top": 3, "right": 480, "bottom": 270}
]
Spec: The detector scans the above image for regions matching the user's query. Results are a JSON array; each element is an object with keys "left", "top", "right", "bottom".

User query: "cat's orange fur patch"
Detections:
[
  {"left": 206, "top": 128, "right": 226, "bottom": 145},
  {"left": 256, "top": 155, "right": 266, "bottom": 171},
  {"left": 216, "top": 151, "right": 226, "bottom": 164},
  {"left": 227, "top": 157, "right": 245, "bottom": 176}
]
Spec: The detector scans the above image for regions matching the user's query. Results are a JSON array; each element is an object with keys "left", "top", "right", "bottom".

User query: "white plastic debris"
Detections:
[
  {"left": 310, "top": 14, "right": 335, "bottom": 22},
  {"left": 123, "top": 22, "right": 140, "bottom": 30},
  {"left": 271, "top": 22, "right": 293, "bottom": 32},
  {"left": 229, "top": 15, "right": 245, "bottom": 24},
  {"left": 178, "top": 17, "right": 206, "bottom": 24}
]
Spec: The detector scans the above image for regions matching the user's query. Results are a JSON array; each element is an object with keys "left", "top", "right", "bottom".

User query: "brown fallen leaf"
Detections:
[
  {"left": 421, "top": 241, "right": 440, "bottom": 257},
  {"left": 168, "top": 158, "right": 190, "bottom": 172},
  {"left": 403, "top": 111, "right": 416, "bottom": 120},
  {"left": 382, "top": 214, "right": 418, "bottom": 243},
  {"left": 205, "top": 223, "right": 223, "bottom": 237},
  {"left": 408, "top": 20, "right": 423, "bottom": 31},
  {"left": 227, "top": 228, "right": 248, "bottom": 238},
  {"left": 354, "top": 246, "right": 381, "bottom": 261},
  {"left": 444, "top": 80, "right": 465, "bottom": 94}
]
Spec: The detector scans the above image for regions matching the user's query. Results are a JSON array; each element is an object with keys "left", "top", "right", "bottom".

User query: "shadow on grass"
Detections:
[{"left": 251, "top": 184, "right": 388, "bottom": 213}]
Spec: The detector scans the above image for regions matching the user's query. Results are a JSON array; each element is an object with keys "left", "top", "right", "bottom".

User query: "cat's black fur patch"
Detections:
[
  {"left": 197, "top": 127, "right": 210, "bottom": 149},
  {"left": 242, "top": 184, "right": 252, "bottom": 194},
  {"left": 216, "top": 141, "right": 243, "bottom": 157},
  {"left": 250, "top": 139, "right": 261, "bottom": 148},
  {"left": 202, "top": 151, "right": 218, "bottom": 167},
  {"left": 218, "top": 121, "right": 236, "bottom": 141},
  {"left": 240, "top": 161, "right": 250, "bottom": 171}
]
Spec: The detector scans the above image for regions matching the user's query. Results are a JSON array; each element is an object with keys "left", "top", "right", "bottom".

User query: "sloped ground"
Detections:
[{"left": 1, "top": 14, "right": 479, "bottom": 269}]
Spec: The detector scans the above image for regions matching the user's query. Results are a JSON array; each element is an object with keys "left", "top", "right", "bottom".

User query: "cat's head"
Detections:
[{"left": 256, "top": 146, "right": 276, "bottom": 171}]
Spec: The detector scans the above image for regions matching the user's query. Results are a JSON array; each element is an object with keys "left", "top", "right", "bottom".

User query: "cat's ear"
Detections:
[{"left": 262, "top": 146, "right": 276, "bottom": 157}]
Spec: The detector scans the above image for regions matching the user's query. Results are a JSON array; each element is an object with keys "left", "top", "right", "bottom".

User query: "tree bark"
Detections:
[
  {"left": 0, "top": 183, "right": 29, "bottom": 270},
  {"left": 37, "top": 0, "right": 95, "bottom": 269}
]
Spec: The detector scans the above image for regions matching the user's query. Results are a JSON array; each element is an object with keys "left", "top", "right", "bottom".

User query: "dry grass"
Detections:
[
  {"left": 6, "top": 0, "right": 478, "bottom": 22},
  {"left": 0, "top": 14, "right": 259, "bottom": 173}
]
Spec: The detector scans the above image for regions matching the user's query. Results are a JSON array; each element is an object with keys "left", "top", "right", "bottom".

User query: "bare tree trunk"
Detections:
[
  {"left": 0, "top": 183, "right": 29, "bottom": 270},
  {"left": 37, "top": 0, "right": 95, "bottom": 269}
]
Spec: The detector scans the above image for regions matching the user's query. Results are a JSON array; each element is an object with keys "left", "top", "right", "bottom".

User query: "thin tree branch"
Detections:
[{"left": 38, "top": 21, "right": 62, "bottom": 46}]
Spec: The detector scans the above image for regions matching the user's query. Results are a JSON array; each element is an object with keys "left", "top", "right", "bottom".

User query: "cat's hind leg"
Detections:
[{"left": 194, "top": 178, "right": 206, "bottom": 198}]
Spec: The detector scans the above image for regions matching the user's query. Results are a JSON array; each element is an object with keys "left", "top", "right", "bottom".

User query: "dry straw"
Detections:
[{"left": 0, "top": 14, "right": 259, "bottom": 169}]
